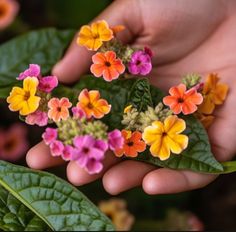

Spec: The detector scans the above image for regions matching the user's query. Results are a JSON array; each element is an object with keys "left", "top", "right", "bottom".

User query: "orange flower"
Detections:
[
  {"left": 110, "top": 25, "right": 125, "bottom": 35},
  {"left": 90, "top": 51, "right": 125, "bottom": 82},
  {"left": 163, "top": 84, "right": 203, "bottom": 115},
  {"left": 115, "top": 130, "right": 146, "bottom": 157},
  {"left": 77, "top": 20, "right": 113, "bottom": 51},
  {"left": 198, "top": 73, "right": 228, "bottom": 114},
  {"left": 195, "top": 112, "right": 215, "bottom": 129},
  {"left": 0, "top": 0, "right": 19, "bottom": 30},
  {"left": 77, "top": 89, "right": 111, "bottom": 119},
  {"left": 48, "top": 97, "right": 72, "bottom": 122}
]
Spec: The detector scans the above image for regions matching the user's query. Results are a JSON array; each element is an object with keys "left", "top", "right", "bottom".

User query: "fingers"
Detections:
[
  {"left": 66, "top": 151, "right": 120, "bottom": 186},
  {"left": 52, "top": 0, "right": 141, "bottom": 83},
  {"left": 142, "top": 168, "right": 217, "bottom": 195},
  {"left": 102, "top": 160, "right": 155, "bottom": 195},
  {"left": 26, "top": 141, "right": 64, "bottom": 169}
]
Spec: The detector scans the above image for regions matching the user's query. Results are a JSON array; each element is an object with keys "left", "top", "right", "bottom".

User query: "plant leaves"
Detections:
[
  {"left": 0, "top": 28, "right": 75, "bottom": 89},
  {"left": 128, "top": 78, "right": 153, "bottom": 111},
  {"left": 0, "top": 161, "right": 115, "bottom": 231},
  {"left": 0, "top": 187, "right": 50, "bottom": 231}
]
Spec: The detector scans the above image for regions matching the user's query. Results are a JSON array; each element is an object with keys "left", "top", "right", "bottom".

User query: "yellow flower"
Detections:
[
  {"left": 99, "top": 198, "right": 135, "bottom": 231},
  {"left": 198, "top": 73, "right": 229, "bottom": 114},
  {"left": 142, "top": 115, "right": 188, "bottom": 160},
  {"left": 77, "top": 20, "right": 113, "bottom": 51},
  {"left": 7, "top": 77, "right": 41, "bottom": 116},
  {"left": 124, "top": 105, "right": 132, "bottom": 113}
]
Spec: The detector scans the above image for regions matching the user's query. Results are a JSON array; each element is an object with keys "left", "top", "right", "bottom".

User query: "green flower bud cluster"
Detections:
[
  {"left": 57, "top": 117, "right": 108, "bottom": 145},
  {"left": 37, "top": 91, "right": 51, "bottom": 113},
  {"left": 57, "top": 117, "right": 82, "bottom": 145},
  {"left": 83, "top": 120, "right": 108, "bottom": 140},
  {"left": 100, "top": 39, "right": 134, "bottom": 64},
  {"left": 122, "top": 103, "right": 172, "bottom": 132},
  {"left": 182, "top": 73, "right": 201, "bottom": 89}
]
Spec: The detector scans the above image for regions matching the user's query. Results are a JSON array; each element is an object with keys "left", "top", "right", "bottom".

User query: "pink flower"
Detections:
[
  {"left": 108, "top": 129, "right": 124, "bottom": 151},
  {"left": 0, "top": 0, "right": 19, "bottom": 30},
  {"left": 25, "top": 110, "right": 48, "bottom": 127},
  {"left": 38, "top": 76, "right": 58, "bottom": 93},
  {"left": 62, "top": 145, "right": 76, "bottom": 161},
  {"left": 42, "top": 128, "right": 57, "bottom": 145},
  {"left": 73, "top": 135, "right": 107, "bottom": 174},
  {"left": 128, "top": 50, "right": 152, "bottom": 75},
  {"left": 72, "top": 106, "right": 86, "bottom": 119},
  {"left": 17, "top": 64, "right": 40, "bottom": 80},
  {"left": 48, "top": 97, "right": 72, "bottom": 122},
  {"left": 50, "top": 140, "right": 64, "bottom": 157},
  {"left": 0, "top": 123, "right": 28, "bottom": 162}
]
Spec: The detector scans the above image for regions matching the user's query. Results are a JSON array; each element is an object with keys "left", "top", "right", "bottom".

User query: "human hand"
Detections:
[{"left": 26, "top": 0, "right": 236, "bottom": 195}]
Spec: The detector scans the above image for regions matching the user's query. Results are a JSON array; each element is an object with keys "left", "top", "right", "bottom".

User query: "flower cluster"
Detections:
[
  {"left": 41, "top": 89, "right": 124, "bottom": 174},
  {"left": 77, "top": 20, "right": 153, "bottom": 81},
  {"left": 6, "top": 22, "right": 229, "bottom": 175},
  {"left": 7, "top": 64, "right": 58, "bottom": 126}
]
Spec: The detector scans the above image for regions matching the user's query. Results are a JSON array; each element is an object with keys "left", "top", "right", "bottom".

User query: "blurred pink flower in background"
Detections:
[
  {"left": 0, "top": 123, "right": 28, "bottom": 161},
  {"left": 0, "top": 0, "right": 19, "bottom": 30}
]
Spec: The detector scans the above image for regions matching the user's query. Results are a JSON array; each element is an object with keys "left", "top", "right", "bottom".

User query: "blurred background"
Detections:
[{"left": 0, "top": 0, "right": 236, "bottom": 230}]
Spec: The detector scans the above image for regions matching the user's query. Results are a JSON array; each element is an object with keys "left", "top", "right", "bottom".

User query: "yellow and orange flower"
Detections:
[
  {"left": 77, "top": 20, "right": 113, "bottom": 51},
  {"left": 7, "top": 77, "right": 41, "bottom": 116},
  {"left": 198, "top": 73, "right": 229, "bottom": 114},
  {"left": 91, "top": 51, "right": 125, "bottom": 82},
  {"left": 142, "top": 115, "right": 188, "bottom": 160},
  {"left": 110, "top": 25, "right": 125, "bottom": 35},
  {"left": 77, "top": 89, "right": 111, "bottom": 119},
  {"left": 0, "top": 0, "right": 19, "bottom": 30},
  {"left": 115, "top": 130, "right": 146, "bottom": 157},
  {"left": 163, "top": 83, "right": 203, "bottom": 115},
  {"left": 99, "top": 198, "right": 135, "bottom": 231},
  {"left": 48, "top": 97, "right": 72, "bottom": 122}
]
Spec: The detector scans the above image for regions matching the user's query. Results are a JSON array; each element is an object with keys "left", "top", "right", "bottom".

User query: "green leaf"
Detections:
[
  {"left": 0, "top": 161, "right": 115, "bottom": 231},
  {"left": 0, "top": 187, "right": 49, "bottom": 231},
  {"left": 128, "top": 78, "right": 153, "bottom": 111},
  {"left": 0, "top": 28, "right": 75, "bottom": 90},
  {"left": 135, "top": 115, "right": 223, "bottom": 173}
]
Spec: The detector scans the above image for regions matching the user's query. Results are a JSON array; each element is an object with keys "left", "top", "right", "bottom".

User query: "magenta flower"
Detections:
[
  {"left": 50, "top": 140, "right": 64, "bottom": 157},
  {"left": 25, "top": 110, "right": 48, "bottom": 127},
  {"left": 17, "top": 64, "right": 41, "bottom": 80},
  {"left": 72, "top": 107, "right": 86, "bottom": 119},
  {"left": 108, "top": 129, "right": 124, "bottom": 151},
  {"left": 42, "top": 128, "right": 57, "bottom": 145},
  {"left": 0, "top": 123, "right": 28, "bottom": 162},
  {"left": 73, "top": 135, "right": 107, "bottom": 174},
  {"left": 38, "top": 76, "right": 58, "bottom": 93},
  {"left": 128, "top": 50, "right": 152, "bottom": 75},
  {"left": 62, "top": 145, "right": 76, "bottom": 161}
]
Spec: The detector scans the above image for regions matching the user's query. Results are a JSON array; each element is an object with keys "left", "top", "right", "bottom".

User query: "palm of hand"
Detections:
[{"left": 27, "top": 0, "right": 236, "bottom": 195}]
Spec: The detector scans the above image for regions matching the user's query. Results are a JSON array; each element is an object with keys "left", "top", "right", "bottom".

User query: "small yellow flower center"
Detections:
[{"left": 23, "top": 91, "right": 31, "bottom": 101}]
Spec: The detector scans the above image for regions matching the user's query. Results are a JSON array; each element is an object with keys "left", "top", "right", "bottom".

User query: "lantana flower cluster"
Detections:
[
  {"left": 77, "top": 20, "right": 153, "bottom": 81},
  {"left": 6, "top": 20, "right": 229, "bottom": 175}
]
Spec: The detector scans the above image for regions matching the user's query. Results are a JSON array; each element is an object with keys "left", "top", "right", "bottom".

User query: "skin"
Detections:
[{"left": 26, "top": 0, "right": 236, "bottom": 195}]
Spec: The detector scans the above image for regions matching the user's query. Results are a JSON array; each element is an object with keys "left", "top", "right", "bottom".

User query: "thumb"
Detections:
[{"left": 52, "top": 0, "right": 141, "bottom": 84}]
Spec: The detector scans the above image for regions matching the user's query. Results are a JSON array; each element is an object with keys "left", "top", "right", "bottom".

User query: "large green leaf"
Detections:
[
  {"left": 0, "top": 28, "right": 75, "bottom": 88},
  {"left": 0, "top": 187, "right": 49, "bottom": 231},
  {"left": 0, "top": 161, "right": 114, "bottom": 231}
]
